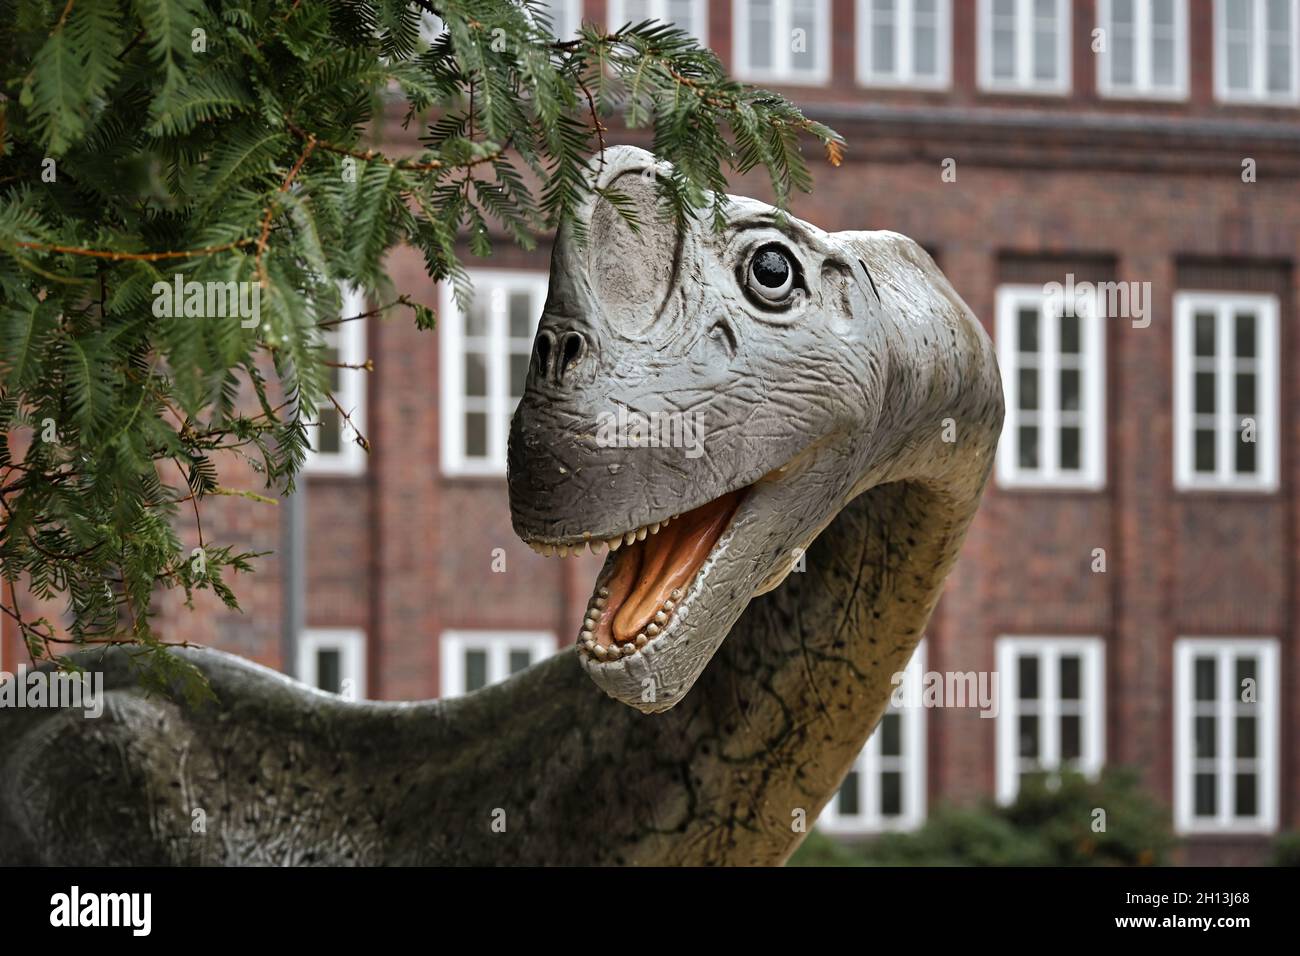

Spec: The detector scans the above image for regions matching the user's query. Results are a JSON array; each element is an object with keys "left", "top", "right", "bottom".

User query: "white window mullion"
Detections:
[
  {"left": 777, "top": 3, "right": 788, "bottom": 75},
  {"left": 488, "top": 286, "right": 506, "bottom": 466},
  {"left": 1015, "top": 0, "right": 1031, "bottom": 87},
  {"left": 1215, "top": 648, "right": 1233, "bottom": 828},
  {"left": 1040, "top": 646, "right": 1060, "bottom": 770},
  {"left": 1135, "top": 0, "right": 1152, "bottom": 88},
  {"left": 1215, "top": 307, "right": 1233, "bottom": 484},
  {"left": 898, "top": 0, "right": 914, "bottom": 78},
  {"left": 1041, "top": 305, "right": 1061, "bottom": 479}
]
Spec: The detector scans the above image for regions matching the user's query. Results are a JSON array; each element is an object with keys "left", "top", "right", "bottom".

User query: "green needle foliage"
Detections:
[{"left": 0, "top": 0, "right": 841, "bottom": 689}]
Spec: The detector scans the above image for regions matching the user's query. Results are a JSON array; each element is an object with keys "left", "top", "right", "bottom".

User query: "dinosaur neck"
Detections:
[{"left": 416, "top": 469, "right": 986, "bottom": 865}]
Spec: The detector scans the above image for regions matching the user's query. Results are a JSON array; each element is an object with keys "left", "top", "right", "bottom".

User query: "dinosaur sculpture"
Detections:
[{"left": 0, "top": 147, "right": 1002, "bottom": 865}]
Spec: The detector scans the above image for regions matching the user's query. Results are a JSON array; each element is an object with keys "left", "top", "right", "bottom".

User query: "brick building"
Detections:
[{"left": 3, "top": 0, "right": 1297, "bottom": 865}]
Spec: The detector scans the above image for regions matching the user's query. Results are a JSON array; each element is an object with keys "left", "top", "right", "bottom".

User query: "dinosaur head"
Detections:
[{"left": 508, "top": 146, "right": 999, "bottom": 713}]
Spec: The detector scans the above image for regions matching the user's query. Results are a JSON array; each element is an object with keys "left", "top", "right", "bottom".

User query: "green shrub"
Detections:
[
  {"left": 789, "top": 767, "right": 1174, "bottom": 866},
  {"left": 1270, "top": 830, "right": 1300, "bottom": 866}
]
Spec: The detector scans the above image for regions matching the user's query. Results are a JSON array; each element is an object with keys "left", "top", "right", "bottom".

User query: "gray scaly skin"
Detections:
[{"left": 0, "top": 147, "right": 1002, "bottom": 865}]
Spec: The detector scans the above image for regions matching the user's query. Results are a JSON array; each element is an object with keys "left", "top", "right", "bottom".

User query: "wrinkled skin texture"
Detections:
[{"left": 0, "top": 148, "right": 1002, "bottom": 865}]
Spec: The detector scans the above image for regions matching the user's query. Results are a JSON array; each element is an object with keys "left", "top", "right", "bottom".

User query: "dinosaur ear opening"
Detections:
[{"left": 819, "top": 259, "right": 869, "bottom": 328}]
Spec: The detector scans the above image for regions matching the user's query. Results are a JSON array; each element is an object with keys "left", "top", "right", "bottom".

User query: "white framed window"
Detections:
[
  {"left": 996, "top": 637, "right": 1105, "bottom": 804},
  {"left": 996, "top": 284, "right": 1105, "bottom": 489},
  {"left": 819, "top": 642, "right": 927, "bottom": 833},
  {"left": 1174, "top": 638, "right": 1279, "bottom": 834},
  {"left": 298, "top": 628, "right": 366, "bottom": 700},
  {"left": 1173, "top": 291, "right": 1279, "bottom": 492},
  {"left": 609, "top": 0, "right": 708, "bottom": 44},
  {"left": 733, "top": 0, "right": 831, "bottom": 84},
  {"left": 537, "top": 0, "right": 583, "bottom": 38},
  {"left": 1097, "top": 0, "right": 1189, "bottom": 99},
  {"left": 440, "top": 271, "right": 547, "bottom": 476},
  {"left": 440, "top": 631, "right": 556, "bottom": 697},
  {"left": 978, "top": 0, "right": 1071, "bottom": 94},
  {"left": 857, "top": 0, "right": 951, "bottom": 88},
  {"left": 1215, "top": 0, "right": 1300, "bottom": 104},
  {"left": 305, "top": 285, "right": 368, "bottom": 476}
]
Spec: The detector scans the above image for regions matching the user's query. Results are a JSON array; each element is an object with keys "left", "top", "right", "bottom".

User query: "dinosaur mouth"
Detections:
[
  {"left": 575, "top": 490, "right": 745, "bottom": 662},
  {"left": 522, "top": 487, "right": 749, "bottom": 664}
]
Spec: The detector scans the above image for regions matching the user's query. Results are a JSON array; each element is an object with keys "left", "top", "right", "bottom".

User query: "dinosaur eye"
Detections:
[{"left": 746, "top": 246, "right": 795, "bottom": 302}]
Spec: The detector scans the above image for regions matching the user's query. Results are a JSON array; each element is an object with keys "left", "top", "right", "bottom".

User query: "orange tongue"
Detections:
[{"left": 607, "top": 491, "right": 742, "bottom": 644}]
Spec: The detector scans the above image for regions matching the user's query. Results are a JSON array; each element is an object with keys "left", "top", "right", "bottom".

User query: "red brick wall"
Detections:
[{"left": 8, "top": 0, "right": 1292, "bottom": 866}]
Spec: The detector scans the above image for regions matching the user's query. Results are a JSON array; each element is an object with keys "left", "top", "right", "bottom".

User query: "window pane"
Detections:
[
  {"left": 992, "top": 0, "right": 1017, "bottom": 79},
  {"left": 509, "top": 649, "right": 532, "bottom": 674},
  {"left": 1032, "top": 0, "right": 1058, "bottom": 82},
  {"left": 465, "top": 351, "right": 487, "bottom": 397},
  {"left": 465, "top": 649, "right": 488, "bottom": 692},
  {"left": 465, "top": 411, "right": 488, "bottom": 458},
  {"left": 1195, "top": 371, "right": 1216, "bottom": 414},
  {"left": 748, "top": 0, "right": 774, "bottom": 69},
  {"left": 1151, "top": 0, "right": 1176, "bottom": 86},
  {"left": 880, "top": 712, "right": 901, "bottom": 756},
  {"left": 1018, "top": 308, "right": 1040, "bottom": 351},
  {"left": 1236, "top": 715, "right": 1257, "bottom": 759},
  {"left": 1235, "top": 656, "right": 1257, "bottom": 697},
  {"left": 1059, "top": 426, "right": 1080, "bottom": 470},
  {"left": 1194, "top": 657, "right": 1216, "bottom": 700},
  {"left": 1059, "top": 368, "right": 1080, "bottom": 411},
  {"left": 873, "top": 0, "right": 897, "bottom": 73},
  {"left": 1236, "top": 429, "right": 1257, "bottom": 474},
  {"left": 1194, "top": 429, "right": 1216, "bottom": 473},
  {"left": 1018, "top": 367, "right": 1039, "bottom": 409},
  {"left": 316, "top": 649, "right": 341, "bottom": 694},
  {"left": 1019, "top": 654, "right": 1039, "bottom": 699},
  {"left": 466, "top": 295, "right": 489, "bottom": 336},
  {"left": 1193, "top": 312, "right": 1215, "bottom": 356},
  {"left": 1226, "top": 0, "right": 1253, "bottom": 91},
  {"left": 1018, "top": 714, "right": 1040, "bottom": 758},
  {"left": 318, "top": 409, "right": 342, "bottom": 454},
  {"left": 791, "top": 0, "right": 819, "bottom": 73},
  {"left": 1060, "top": 655, "right": 1081, "bottom": 699},
  {"left": 668, "top": 0, "right": 697, "bottom": 32},
  {"left": 1060, "top": 714, "right": 1081, "bottom": 761},
  {"left": 510, "top": 352, "right": 530, "bottom": 400},
  {"left": 1234, "top": 312, "right": 1257, "bottom": 357},
  {"left": 1059, "top": 312, "right": 1080, "bottom": 353},
  {"left": 914, "top": 10, "right": 938, "bottom": 76},
  {"left": 508, "top": 291, "right": 533, "bottom": 338},
  {"left": 881, "top": 771, "right": 903, "bottom": 816},
  {"left": 1267, "top": 0, "right": 1293, "bottom": 93},
  {"left": 1111, "top": 0, "right": 1135, "bottom": 86},
  {"left": 1195, "top": 715, "right": 1216, "bottom": 758},
  {"left": 1152, "top": 35, "right": 1175, "bottom": 87},
  {"left": 837, "top": 770, "right": 861, "bottom": 815},
  {"left": 1235, "top": 374, "right": 1256, "bottom": 414},
  {"left": 1194, "top": 772, "right": 1217, "bottom": 816},
  {"left": 1234, "top": 773, "right": 1257, "bottom": 817},
  {"left": 1018, "top": 425, "right": 1040, "bottom": 469}
]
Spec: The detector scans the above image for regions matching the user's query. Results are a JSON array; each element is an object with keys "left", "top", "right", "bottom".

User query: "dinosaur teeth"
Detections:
[
  {"left": 576, "top": 595, "right": 679, "bottom": 663},
  {"left": 525, "top": 516, "right": 672, "bottom": 559}
]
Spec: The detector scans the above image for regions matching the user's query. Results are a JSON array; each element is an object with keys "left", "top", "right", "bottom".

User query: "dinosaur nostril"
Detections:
[
  {"left": 558, "top": 331, "right": 587, "bottom": 381},
  {"left": 535, "top": 330, "right": 555, "bottom": 380}
]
